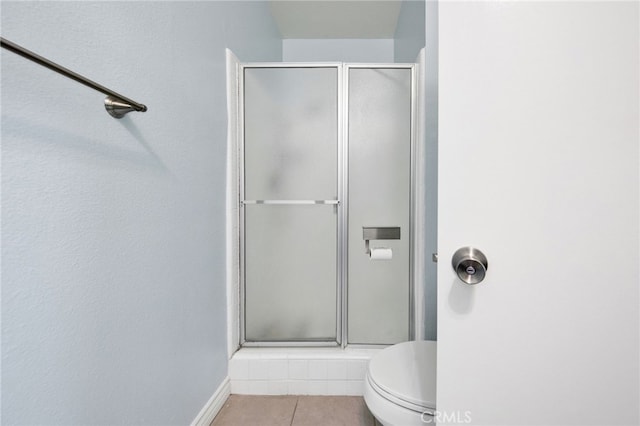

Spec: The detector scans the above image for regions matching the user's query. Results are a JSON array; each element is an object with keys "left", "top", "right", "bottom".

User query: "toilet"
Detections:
[{"left": 363, "top": 340, "right": 436, "bottom": 426}]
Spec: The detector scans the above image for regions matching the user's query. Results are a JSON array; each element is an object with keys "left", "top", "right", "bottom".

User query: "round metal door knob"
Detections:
[{"left": 452, "top": 247, "right": 488, "bottom": 285}]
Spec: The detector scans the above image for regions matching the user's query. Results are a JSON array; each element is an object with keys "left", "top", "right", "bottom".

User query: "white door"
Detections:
[{"left": 437, "top": 2, "right": 639, "bottom": 425}]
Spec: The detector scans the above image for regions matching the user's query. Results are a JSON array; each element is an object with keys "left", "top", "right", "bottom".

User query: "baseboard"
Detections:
[{"left": 191, "top": 376, "right": 231, "bottom": 426}]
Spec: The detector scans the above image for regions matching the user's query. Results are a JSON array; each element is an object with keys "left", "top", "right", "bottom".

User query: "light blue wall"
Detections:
[
  {"left": 394, "top": 0, "right": 434, "bottom": 340},
  {"left": 282, "top": 39, "right": 394, "bottom": 62},
  {"left": 1, "top": 2, "right": 281, "bottom": 424},
  {"left": 394, "top": 0, "right": 426, "bottom": 63},
  {"left": 423, "top": 0, "right": 438, "bottom": 341}
]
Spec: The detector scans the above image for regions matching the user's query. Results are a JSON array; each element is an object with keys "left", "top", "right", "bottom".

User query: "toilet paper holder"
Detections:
[{"left": 363, "top": 227, "right": 401, "bottom": 254}]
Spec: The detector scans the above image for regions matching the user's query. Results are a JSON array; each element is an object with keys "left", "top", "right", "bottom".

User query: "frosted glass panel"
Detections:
[
  {"left": 244, "top": 68, "right": 338, "bottom": 200},
  {"left": 245, "top": 205, "right": 337, "bottom": 341},
  {"left": 242, "top": 65, "right": 413, "bottom": 345},
  {"left": 347, "top": 68, "right": 412, "bottom": 344}
]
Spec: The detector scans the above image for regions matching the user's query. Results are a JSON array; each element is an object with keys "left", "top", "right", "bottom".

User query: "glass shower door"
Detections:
[{"left": 242, "top": 67, "right": 340, "bottom": 343}]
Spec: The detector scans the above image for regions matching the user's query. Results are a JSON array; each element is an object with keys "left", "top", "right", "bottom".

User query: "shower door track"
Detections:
[{"left": 238, "top": 62, "right": 418, "bottom": 349}]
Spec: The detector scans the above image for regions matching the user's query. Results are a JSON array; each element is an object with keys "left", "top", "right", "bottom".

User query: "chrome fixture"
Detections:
[
  {"left": 451, "top": 247, "right": 488, "bottom": 284},
  {"left": 363, "top": 226, "right": 401, "bottom": 255},
  {"left": 1, "top": 37, "right": 147, "bottom": 118},
  {"left": 104, "top": 96, "right": 138, "bottom": 119},
  {"left": 241, "top": 200, "right": 340, "bottom": 205}
]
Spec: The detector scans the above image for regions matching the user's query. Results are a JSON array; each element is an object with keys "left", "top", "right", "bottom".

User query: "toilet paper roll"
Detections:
[{"left": 369, "top": 247, "right": 393, "bottom": 260}]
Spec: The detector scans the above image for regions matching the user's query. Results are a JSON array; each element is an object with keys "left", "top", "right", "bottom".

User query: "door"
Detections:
[
  {"left": 437, "top": 2, "right": 639, "bottom": 425},
  {"left": 242, "top": 66, "right": 340, "bottom": 343},
  {"left": 240, "top": 64, "right": 415, "bottom": 346}
]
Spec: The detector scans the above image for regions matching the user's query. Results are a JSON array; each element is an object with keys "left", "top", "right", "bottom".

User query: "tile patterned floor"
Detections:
[{"left": 211, "top": 395, "right": 376, "bottom": 426}]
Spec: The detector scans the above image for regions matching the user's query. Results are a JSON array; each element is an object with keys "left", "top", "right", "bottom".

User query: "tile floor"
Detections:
[{"left": 211, "top": 395, "right": 377, "bottom": 426}]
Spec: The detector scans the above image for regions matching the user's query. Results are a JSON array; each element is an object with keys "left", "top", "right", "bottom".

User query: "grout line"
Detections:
[{"left": 289, "top": 396, "right": 299, "bottom": 426}]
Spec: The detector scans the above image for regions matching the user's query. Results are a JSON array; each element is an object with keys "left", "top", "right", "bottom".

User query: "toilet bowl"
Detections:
[{"left": 363, "top": 340, "right": 436, "bottom": 426}]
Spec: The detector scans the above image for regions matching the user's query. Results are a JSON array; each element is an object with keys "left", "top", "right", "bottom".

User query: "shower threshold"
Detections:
[{"left": 229, "top": 346, "right": 382, "bottom": 396}]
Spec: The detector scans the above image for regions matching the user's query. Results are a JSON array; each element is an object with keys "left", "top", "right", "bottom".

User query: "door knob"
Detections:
[{"left": 452, "top": 247, "right": 488, "bottom": 285}]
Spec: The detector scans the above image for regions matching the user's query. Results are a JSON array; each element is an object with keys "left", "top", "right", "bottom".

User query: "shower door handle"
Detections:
[
  {"left": 241, "top": 200, "right": 340, "bottom": 205},
  {"left": 452, "top": 247, "right": 488, "bottom": 285}
]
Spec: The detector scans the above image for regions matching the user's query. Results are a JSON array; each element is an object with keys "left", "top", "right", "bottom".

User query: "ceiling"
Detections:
[{"left": 268, "top": 1, "right": 404, "bottom": 39}]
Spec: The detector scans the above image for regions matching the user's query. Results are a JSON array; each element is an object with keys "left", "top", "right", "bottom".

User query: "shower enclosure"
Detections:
[{"left": 239, "top": 63, "right": 415, "bottom": 347}]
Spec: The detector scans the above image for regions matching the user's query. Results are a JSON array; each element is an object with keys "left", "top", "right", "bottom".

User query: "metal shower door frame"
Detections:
[{"left": 238, "top": 62, "right": 417, "bottom": 348}]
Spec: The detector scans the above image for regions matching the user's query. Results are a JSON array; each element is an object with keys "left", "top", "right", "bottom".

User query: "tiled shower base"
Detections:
[{"left": 229, "top": 347, "right": 380, "bottom": 396}]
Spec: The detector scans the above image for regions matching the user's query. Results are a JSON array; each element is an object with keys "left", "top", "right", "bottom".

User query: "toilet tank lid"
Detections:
[{"left": 368, "top": 340, "right": 437, "bottom": 410}]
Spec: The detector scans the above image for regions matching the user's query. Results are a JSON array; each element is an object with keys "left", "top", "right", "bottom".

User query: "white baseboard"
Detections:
[{"left": 191, "top": 376, "right": 231, "bottom": 426}]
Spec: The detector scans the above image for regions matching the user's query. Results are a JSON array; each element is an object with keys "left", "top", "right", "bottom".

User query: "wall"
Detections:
[
  {"left": 422, "top": 0, "right": 438, "bottom": 341},
  {"left": 393, "top": 0, "right": 426, "bottom": 63},
  {"left": 394, "top": 0, "right": 432, "bottom": 340},
  {"left": 1, "top": 2, "right": 281, "bottom": 425},
  {"left": 282, "top": 39, "right": 394, "bottom": 62}
]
